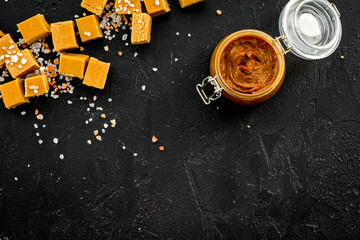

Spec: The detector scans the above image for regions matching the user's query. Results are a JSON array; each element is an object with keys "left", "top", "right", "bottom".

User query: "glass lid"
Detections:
[{"left": 279, "top": 0, "right": 342, "bottom": 60}]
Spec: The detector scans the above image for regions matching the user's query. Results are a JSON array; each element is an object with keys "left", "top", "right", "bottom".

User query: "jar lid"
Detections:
[{"left": 278, "top": 0, "right": 342, "bottom": 60}]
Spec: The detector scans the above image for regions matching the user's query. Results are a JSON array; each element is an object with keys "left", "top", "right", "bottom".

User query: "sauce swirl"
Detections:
[{"left": 220, "top": 36, "right": 279, "bottom": 94}]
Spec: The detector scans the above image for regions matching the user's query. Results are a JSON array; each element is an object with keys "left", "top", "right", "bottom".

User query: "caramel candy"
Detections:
[
  {"left": 144, "top": 0, "right": 170, "bottom": 17},
  {"left": 0, "top": 30, "right": 4, "bottom": 38},
  {"left": 178, "top": 0, "right": 204, "bottom": 8},
  {"left": 17, "top": 14, "right": 51, "bottom": 45},
  {"left": 0, "top": 79, "right": 29, "bottom": 109},
  {"left": 51, "top": 21, "right": 79, "bottom": 52},
  {"left": 83, "top": 57, "right": 110, "bottom": 89},
  {"left": 25, "top": 75, "right": 49, "bottom": 97},
  {"left": 0, "top": 34, "right": 20, "bottom": 68},
  {"left": 131, "top": 13, "right": 152, "bottom": 44},
  {"left": 81, "top": 0, "right": 108, "bottom": 15},
  {"left": 6, "top": 49, "right": 39, "bottom": 79},
  {"left": 59, "top": 53, "right": 89, "bottom": 78},
  {"left": 76, "top": 15, "right": 103, "bottom": 42},
  {"left": 115, "top": 0, "right": 142, "bottom": 14}
]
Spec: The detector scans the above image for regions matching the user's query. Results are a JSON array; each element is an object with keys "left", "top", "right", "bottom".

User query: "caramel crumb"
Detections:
[
  {"left": 96, "top": 135, "right": 102, "bottom": 141},
  {"left": 101, "top": 113, "right": 106, "bottom": 119},
  {"left": 37, "top": 114, "right": 44, "bottom": 120},
  {"left": 35, "top": 109, "right": 39, "bottom": 115},
  {"left": 80, "top": 47, "right": 85, "bottom": 51},
  {"left": 14, "top": 177, "right": 18, "bottom": 181},
  {"left": 159, "top": 146, "right": 165, "bottom": 151},
  {"left": 118, "top": 51, "right": 123, "bottom": 56},
  {"left": 93, "top": 96, "right": 97, "bottom": 101},
  {"left": 247, "top": 125, "right": 251, "bottom": 129},
  {"left": 216, "top": 10, "right": 222, "bottom": 15},
  {"left": 50, "top": 71, "right": 57, "bottom": 78},
  {"left": 87, "top": 140, "right": 92, "bottom": 145},
  {"left": 152, "top": 136, "right": 158, "bottom": 143},
  {"left": 94, "top": 130, "right": 99, "bottom": 136},
  {"left": 53, "top": 58, "right": 59, "bottom": 65},
  {"left": 110, "top": 119, "right": 116, "bottom": 128}
]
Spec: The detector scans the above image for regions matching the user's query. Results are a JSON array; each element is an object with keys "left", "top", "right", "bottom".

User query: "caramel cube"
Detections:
[
  {"left": 0, "top": 30, "right": 4, "bottom": 38},
  {"left": 81, "top": 0, "right": 108, "bottom": 15},
  {"left": 144, "top": 0, "right": 170, "bottom": 17},
  {"left": 76, "top": 15, "right": 103, "bottom": 42},
  {"left": 51, "top": 21, "right": 79, "bottom": 52},
  {"left": 178, "top": 0, "right": 204, "bottom": 8},
  {"left": 59, "top": 53, "right": 89, "bottom": 78},
  {"left": 24, "top": 75, "right": 49, "bottom": 97},
  {"left": 0, "top": 34, "right": 20, "bottom": 68},
  {"left": 0, "top": 79, "right": 29, "bottom": 109},
  {"left": 115, "top": 0, "right": 142, "bottom": 14},
  {"left": 6, "top": 49, "right": 39, "bottom": 78},
  {"left": 83, "top": 57, "right": 110, "bottom": 89},
  {"left": 17, "top": 14, "right": 51, "bottom": 45},
  {"left": 6, "top": 49, "right": 39, "bottom": 79},
  {"left": 131, "top": 13, "right": 152, "bottom": 44}
]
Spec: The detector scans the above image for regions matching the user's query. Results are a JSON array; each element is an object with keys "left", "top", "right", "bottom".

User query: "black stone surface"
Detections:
[{"left": 0, "top": 0, "right": 359, "bottom": 239}]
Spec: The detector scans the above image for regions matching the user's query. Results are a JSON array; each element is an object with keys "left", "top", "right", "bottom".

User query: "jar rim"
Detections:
[{"left": 213, "top": 29, "right": 286, "bottom": 100}]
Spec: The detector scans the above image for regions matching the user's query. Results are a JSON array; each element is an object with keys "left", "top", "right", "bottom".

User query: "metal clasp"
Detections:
[
  {"left": 196, "top": 76, "right": 223, "bottom": 105},
  {"left": 331, "top": 3, "right": 341, "bottom": 18},
  {"left": 275, "top": 35, "right": 292, "bottom": 55}
]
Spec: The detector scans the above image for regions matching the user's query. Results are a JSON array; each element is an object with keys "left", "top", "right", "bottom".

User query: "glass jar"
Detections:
[{"left": 197, "top": 0, "right": 342, "bottom": 105}]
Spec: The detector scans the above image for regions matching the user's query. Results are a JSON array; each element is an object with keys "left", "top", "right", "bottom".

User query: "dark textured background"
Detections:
[{"left": 0, "top": 0, "right": 360, "bottom": 239}]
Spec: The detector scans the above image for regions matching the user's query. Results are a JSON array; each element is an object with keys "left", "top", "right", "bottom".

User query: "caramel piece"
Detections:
[
  {"left": 81, "top": 0, "right": 108, "bottom": 15},
  {"left": 115, "top": 0, "right": 142, "bottom": 14},
  {"left": 0, "top": 34, "right": 20, "bottom": 68},
  {"left": 0, "top": 79, "right": 29, "bottom": 109},
  {"left": 51, "top": 21, "right": 79, "bottom": 52},
  {"left": 178, "top": 0, "right": 204, "bottom": 8},
  {"left": 131, "top": 13, "right": 152, "bottom": 44},
  {"left": 17, "top": 14, "right": 51, "bottom": 45},
  {"left": 24, "top": 75, "right": 49, "bottom": 97},
  {"left": 144, "top": 0, "right": 170, "bottom": 17},
  {"left": 59, "top": 53, "right": 89, "bottom": 78},
  {"left": 0, "top": 30, "right": 4, "bottom": 38},
  {"left": 83, "top": 57, "right": 110, "bottom": 89},
  {"left": 76, "top": 15, "right": 103, "bottom": 42},
  {"left": 6, "top": 49, "right": 39, "bottom": 79}
]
